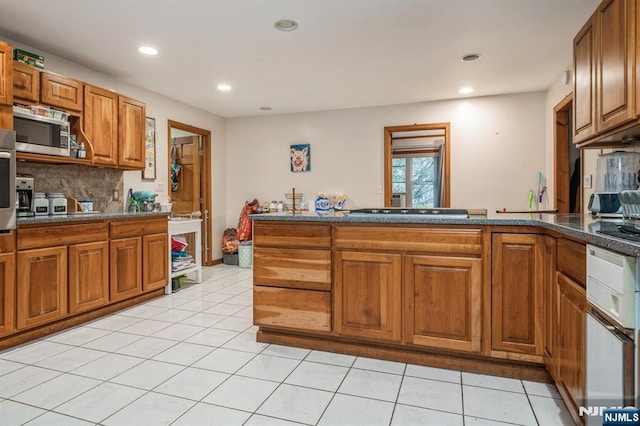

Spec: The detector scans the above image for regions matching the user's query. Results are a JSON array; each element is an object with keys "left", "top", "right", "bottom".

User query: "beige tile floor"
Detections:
[{"left": 0, "top": 265, "right": 574, "bottom": 425}]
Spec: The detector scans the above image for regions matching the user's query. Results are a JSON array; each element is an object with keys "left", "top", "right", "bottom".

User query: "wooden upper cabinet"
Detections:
[
  {"left": 0, "top": 42, "right": 13, "bottom": 106},
  {"left": 83, "top": 84, "right": 118, "bottom": 166},
  {"left": 404, "top": 254, "right": 481, "bottom": 352},
  {"left": 118, "top": 96, "right": 145, "bottom": 169},
  {"left": 491, "top": 234, "right": 544, "bottom": 357},
  {"left": 334, "top": 250, "right": 402, "bottom": 342},
  {"left": 13, "top": 61, "right": 39, "bottom": 102},
  {"left": 574, "top": 13, "right": 597, "bottom": 144},
  {"left": 596, "top": 0, "right": 635, "bottom": 132},
  {"left": 40, "top": 71, "right": 82, "bottom": 111}
]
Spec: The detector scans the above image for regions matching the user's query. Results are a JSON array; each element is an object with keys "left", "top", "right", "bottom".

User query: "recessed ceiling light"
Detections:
[
  {"left": 138, "top": 46, "right": 158, "bottom": 55},
  {"left": 259, "top": 106, "right": 272, "bottom": 111},
  {"left": 461, "top": 53, "right": 481, "bottom": 62},
  {"left": 459, "top": 87, "right": 474, "bottom": 94},
  {"left": 274, "top": 19, "right": 298, "bottom": 32},
  {"left": 217, "top": 84, "right": 231, "bottom": 92}
]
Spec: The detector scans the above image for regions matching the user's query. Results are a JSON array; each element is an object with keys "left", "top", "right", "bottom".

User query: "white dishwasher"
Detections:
[{"left": 585, "top": 245, "right": 637, "bottom": 426}]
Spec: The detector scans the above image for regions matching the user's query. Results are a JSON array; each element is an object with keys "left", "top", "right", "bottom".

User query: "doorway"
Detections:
[
  {"left": 553, "top": 95, "right": 582, "bottom": 213},
  {"left": 168, "top": 120, "right": 214, "bottom": 266}
]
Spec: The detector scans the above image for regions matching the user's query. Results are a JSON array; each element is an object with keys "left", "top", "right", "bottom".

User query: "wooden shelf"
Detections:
[{"left": 16, "top": 152, "right": 93, "bottom": 166}]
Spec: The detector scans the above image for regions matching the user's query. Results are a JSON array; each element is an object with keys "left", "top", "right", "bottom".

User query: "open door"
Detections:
[
  {"left": 170, "top": 135, "right": 201, "bottom": 214},
  {"left": 554, "top": 94, "right": 582, "bottom": 213}
]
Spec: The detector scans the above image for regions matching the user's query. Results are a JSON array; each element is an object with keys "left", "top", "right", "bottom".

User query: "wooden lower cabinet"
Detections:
[
  {"left": 110, "top": 237, "right": 142, "bottom": 301},
  {"left": 254, "top": 286, "right": 331, "bottom": 332},
  {"left": 143, "top": 233, "right": 169, "bottom": 291},
  {"left": 404, "top": 255, "right": 481, "bottom": 352},
  {"left": 69, "top": 241, "right": 109, "bottom": 314},
  {"left": 542, "top": 236, "right": 558, "bottom": 377},
  {"left": 0, "top": 252, "right": 15, "bottom": 337},
  {"left": 17, "top": 246, "right": 68, "bottom": 330},
  {"left": 334, "top": 251, "right": 402, "bottom": 342},
  {"left": 556, "top": 271, "right": 587, "bottom": 418},
  {"left": 491, "top": 233, "right": 544, "bottom": 357}
]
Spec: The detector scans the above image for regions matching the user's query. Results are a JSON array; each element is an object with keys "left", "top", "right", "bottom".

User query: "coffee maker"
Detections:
[{"left": 16, "top": 177, "right": 34, "bottom": 217}]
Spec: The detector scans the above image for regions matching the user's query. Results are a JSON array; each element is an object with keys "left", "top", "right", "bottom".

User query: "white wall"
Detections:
[
  {"left": 4, "top": 37, "right": 228, "bottom": 259},
  {"left": 226, "top": 92, "right": 546, "bottom": 225}
]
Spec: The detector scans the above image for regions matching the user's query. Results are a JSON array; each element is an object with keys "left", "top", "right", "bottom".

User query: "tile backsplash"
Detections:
[{"left": 17, "top": 162, "right": 124, "bottom": 213}]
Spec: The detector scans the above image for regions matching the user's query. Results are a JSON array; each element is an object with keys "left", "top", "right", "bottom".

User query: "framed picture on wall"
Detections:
[
  {"left": 290, "top": 143, "right": 311, "bottom": 172},
  {"left": 143, "top": 117, "right": 156, "bottom": 180}
]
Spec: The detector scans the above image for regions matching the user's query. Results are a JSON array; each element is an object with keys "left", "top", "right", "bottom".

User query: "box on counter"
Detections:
[{"left": 13, "top": 48, "right": 45, "bottom": 69}]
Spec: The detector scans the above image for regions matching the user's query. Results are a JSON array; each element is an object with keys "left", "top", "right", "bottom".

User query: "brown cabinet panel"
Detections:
[
  {"left": 491, "top": 234, "right": 543, "bottom": 356},
  {"left": 110, "top": 237, "right": 142, "bottom": 302},
  {"left": 574, "top": 14, "right": 597, "bottom": 144},
  {"left": 143, "top": 233, "right": 168, "bottom": 291},
  {"left": 542, "top": 236, "right": 558, "bottom": 378},
  {"left": 68, "top": 241, "right": 109, "bottom": 314},
  {"left": 12, "top": 61, "right": 38, "bottom": 103},
  {"left": 18, "top": 222, "right": 109, "bottom": 250},
  {"left": 254, "top": 222, "right": 331, "bottom": 248},
  {"left": 557, "top": 238, "right": 586, "bottom": 286},
  {"left": 17, "top": 246, "right": 67, "bottom": 329},
  {"left": 118, "top": 96, "right": 145, "bottom": 169},
  {"left": 83, "top": 84, "right": 118, "bottom": 166},
  {"left": 596, "top": 0, "right": 635, "bottom": 132},
  {"left": 334, "top": 226, "right": 482, "bottom": 255},
  {"left": 404, "top": 255, "right": 481, "bottom": 352},
  {"left": 254, "top": 286, "right": 331, "bottom": 332},
  {"left": 0, "top": 252, "right": 15, "bottom": 337},
  {"left": 110, "top": 217, "right": 167, "bottom": 239},
  {"left": 557, "top": 272, "right": 587, "bottom": 415},
  {"left": 0, "top": 42, "right": 12, "bottom": 106},
  {"left": 40, "top": 72, "right": 82, "bottom": 111},
  {"left": 334, "top": 251, "right": 402, "bottom": 342},
  {"left": 253, "top": 247, "right": 331, "bottom": 291}
]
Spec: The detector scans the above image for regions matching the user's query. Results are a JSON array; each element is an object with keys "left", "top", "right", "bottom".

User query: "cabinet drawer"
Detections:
[
  {"left": 0, "top": 230, "right": 15, "bottom": 253},
  {"left": 18, "top": 222, "right": 108, "bottom": 250},
  {"left": 254, "top": 286, "right": 331, "bottom": 333},
  {"left": 254, "top": 248, "right": 331, "bottom": 291},
  {"left": 110, "top": 217, "right": 168, "bottom": 238},
  {"left": 254, "top": 222, "right": 331, "bottom": 248},
  {"left": 334, "top": 225, "right": 482, "bottom": 255},
  {"left": 557, "top": 238, "right": 586, "bottom": 286}
]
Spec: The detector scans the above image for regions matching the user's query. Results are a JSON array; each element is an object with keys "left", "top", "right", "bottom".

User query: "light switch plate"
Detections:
[{"left": 584, "top": 174, "right": 592, "bottom": 189}]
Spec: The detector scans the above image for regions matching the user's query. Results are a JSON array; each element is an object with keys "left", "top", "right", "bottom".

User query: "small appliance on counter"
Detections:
[
  {"left": 132, "top": 190, "right": 158, "bottom": 212},
  {"left": 589, "top": 151, "right": 640, "bottom": 217},
  {"left": 46, "top": 192, "right": 67, "bottom": 215},
  {"left": 33, "top": 193, "right": 48, "bottom": 216},
  {"left": 16, "top": 177, "right": 34, "bottom": 217}
]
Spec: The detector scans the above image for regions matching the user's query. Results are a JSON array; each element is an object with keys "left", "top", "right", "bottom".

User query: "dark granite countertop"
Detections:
[
  {"left": 17, "top": 211, "right": 170, "bottom": 226},
  {"left": 250, "top": 211, "right": 640, "bottom": 256}
]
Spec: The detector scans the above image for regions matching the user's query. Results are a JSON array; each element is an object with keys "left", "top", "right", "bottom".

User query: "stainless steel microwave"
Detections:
[
  {"left": 0, "top": 129, "right": 16, "bottom": 231},
  {"left": 13, "top": 110, "right": 70, "bottom": 157}
]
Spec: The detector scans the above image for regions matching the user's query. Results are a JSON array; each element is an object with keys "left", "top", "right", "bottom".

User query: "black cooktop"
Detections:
[
  {"left": 348, "top": 208, "right": 469, "bottom": 218},
  {"left": 595, "top": 221, "right": 640, "bottom": 242}
]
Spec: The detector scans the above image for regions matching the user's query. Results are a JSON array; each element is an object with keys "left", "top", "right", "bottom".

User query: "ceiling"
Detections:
[{"left": 0, "top": 0, "right": 600, "bottom": 118}]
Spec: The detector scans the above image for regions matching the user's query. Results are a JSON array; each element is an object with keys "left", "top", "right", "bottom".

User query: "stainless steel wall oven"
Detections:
[{"left": 0, "top": 129, "right": 16, "bottom": 232}]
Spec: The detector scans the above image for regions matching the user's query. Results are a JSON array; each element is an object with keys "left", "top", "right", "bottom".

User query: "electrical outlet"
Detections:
[
  {"left": 155, "top": 182, "right": 165, "bottom": 193},
  {"left": 584, "top": 174, "right": 592, "bottom": 189},
  {"left": 113, "top": 190, "right": 119, "bottom": 201},
  {"left": 376, "top": 185, "right": 382, "bottom": 194}
]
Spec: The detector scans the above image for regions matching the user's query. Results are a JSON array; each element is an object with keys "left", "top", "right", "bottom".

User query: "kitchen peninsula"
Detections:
[{"left": 250, "top": 210, "right": 637, "bottom": 424}]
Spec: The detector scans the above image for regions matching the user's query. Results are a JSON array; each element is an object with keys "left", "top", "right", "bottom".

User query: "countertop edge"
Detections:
[
  {"left": 16, "top": 211, "right": 170, "bottom": 225},
  {"left": 249, "top": 212, "right": 640, "bottom": 256}
]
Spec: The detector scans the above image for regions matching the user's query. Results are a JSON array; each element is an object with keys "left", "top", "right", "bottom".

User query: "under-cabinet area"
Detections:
[
  {"left": 252, "top": 220, "right": 595, "bottom": 425},
  {"left": 0, "top": 215, "right": 168, "bottom": 349}
]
